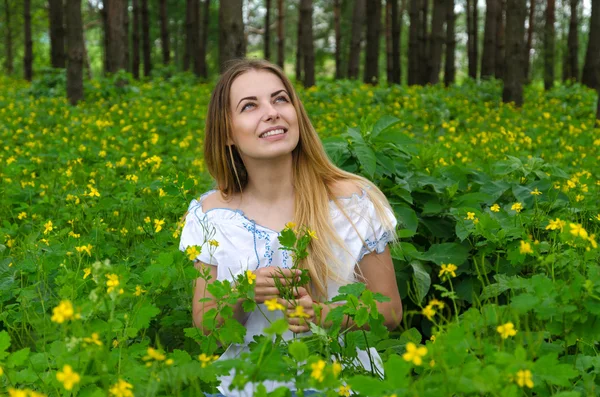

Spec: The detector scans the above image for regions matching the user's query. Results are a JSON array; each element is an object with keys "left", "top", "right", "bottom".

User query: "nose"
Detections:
[{"left": 262, "top": 101, "right": 280, "bottom": 122}]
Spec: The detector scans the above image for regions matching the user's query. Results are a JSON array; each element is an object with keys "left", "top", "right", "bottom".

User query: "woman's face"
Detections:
[{"left": 227, "top": 70, "right": 300, "bottom": 163}]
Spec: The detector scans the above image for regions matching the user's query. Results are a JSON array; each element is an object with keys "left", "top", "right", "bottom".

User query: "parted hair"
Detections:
[{"left": 202, "top": 58, "right": 396, "bottom": 300}]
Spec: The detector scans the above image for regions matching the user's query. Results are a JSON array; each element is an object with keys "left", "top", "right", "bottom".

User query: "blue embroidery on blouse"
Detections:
[
  {"left": 358, "top": 231, "right": 390, "bottom": 262},
  {"left": 242, "top": 220, "right": 274, "bottom": 268}
]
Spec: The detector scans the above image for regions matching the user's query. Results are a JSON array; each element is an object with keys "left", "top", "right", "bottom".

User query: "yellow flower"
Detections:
[
  {"left": 422, "top": 304, "right": 436, "bottom": 320},
  {"left": 516, "top": 369, "right": 534, "bottom": 388},
  {"left": 429, "top": 298, "right": 445, "bottom": 309},
  {"left": 208, "top": 239, "right": 219, "bottom": 247},
  {"left": 83, "top": 333, "right": 103, "bottom": 346},
  {"left": 43, "top": 220, "right": 54, "bottom": 234},
  {"left": 143, "top": 347, "right": 166, "bottom": 361},
  {"left": 332, "top": 361, "right": 342, "bottom": 377},
  {"left": 338, "top": 385, "right": 351, "bottom": 397},
  {"left": 497, "top": 322, "right": 517, "bottom": 339},
  {"left": 51, "top": 300, "right": 75, "bottom": 323},
  {"left": 0, "top": 365, "right": 3, "bottom": 376},
  {"left": 246, "top": 270, "right": 256, "bottom": 285},
  {"left": 465, "top": 212, "right": 476, "bottom": 220},
  {"left": 285, "top": 222, "right": 297, "bottom": 230},
  {"left": 185, "top": 245, "right": 201, "bottom": 261},
  {"left": 264, "top": 298, "right": 285, "bottom": 311},
  {"left": 595, "top": 214, "right": 600, "bottom": 222},
  {"left": 530, "top": 188, "right": 542, "bottom": 196},
  {"left": 154, "top": 219, "right": 165, "bottom": 233},
  {"left": 511, "top": 202, "right": 523, "bottom": 213},
  {"left": 569, "top": 223, "right": 588, "bottom": 239},
  {"left": 75, "top": 244, "right": 93, "bottom": 256},
  {"left": 8, "top": 389, "right": 28, "bottom": 397},
  {"left": 144, "top": 216, "right": 151, "bottom": 224},
  {"left": 490, "top": 204, "right": 500, "bottom": 212},
  {"left": 17, "top": 212, "right": 27, "bottom": 220},
  {"left": 134, "top": 285, "right": 147, "bottom": 296},
  {"left": 310, "top": 359, "right": 326, "bottom": 382},
  {"left": 56, "top": 364, "right": 80, "bottom": 391},
  {"left": 545, "top": 218, "right": 565, "bottom": 231},
  {"left": 87, "top": 187, "right": 100, "bottom": 197},
  {"left": 108, "top": 379, "right": 134, "bottom": 397},
  {"left": 198, "top": 353, "right": 219, "bottom": 368},
  {"left": 402, "top": 342, "right": 427, "bottom": 366},
  {"left": 106, "top": 274, "right": 120, "bottom": 293},
  {"left": 519, "top": 240, "right": 533, "bottom": 255},
  {"left": 290, "top": 305, "right": 311, "bottom": 319},
  {"left": 307, "top": 229, "right": 318, "bottom": 240},
  {"left": 438, "top": 263, "right": 457, "bottom": 279},
  {"left": 83, "top": 268, "right": 92, "bottom": 279}
]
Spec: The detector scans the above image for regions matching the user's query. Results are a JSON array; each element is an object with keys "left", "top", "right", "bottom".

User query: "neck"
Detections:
[{"left": 242, "top": 154, "right": 295, "bottom": 203}]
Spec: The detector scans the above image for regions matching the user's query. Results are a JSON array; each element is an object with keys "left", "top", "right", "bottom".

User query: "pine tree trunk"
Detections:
[
  {"left": 123, "top": 2, "right": 129, "bottom": 72},
  {"left": 49, "top": 0, "right": 66, "bottom": 68},
  {"left": 106, "top": 0, "right": 127, "bottom": 73},
  {"left": 347, "top": 0, "right": 365, "bottom": 79},
  {"left": 193, "top": 0, "right": 202, "bottom": 76},
  {"left": 132, "top": 0, "right": 140, "bottom": 78},
  {"left": 544, "top": 0, "right": 555, "bottom": 90},
  {"left": 502, "top": 0, "right": 526, "bottom": 106},
  {"left": 494, "top": 0, "right": 505, "bottom": 79},
  {"left": 265, "top": 0, "right": 271, "bottom": 60},
  {"left": 277, "top": 0, "right": 284, "bottom": 68},
  {"left": 184, "top": 0, "right": 193, "bottom": 71},
  {"left": 66, "top": 0, "right": 84, "bottom": 105},
  {"left": 393, "top": 0, "right": 402, "bottom": 84},
  {"left": 581, "top": 0, "right": 600, "bottom": 90},
  {"left": 197, "top": 0, "right": 210, "bottom": 78},
  {"left": 524, "top": 0, "right": 535, "bottom": 83},
  {"left": 219, "top": 0, "right": 245, "bottom": 72},
  {"left": 24, "top": 0, "right": 33, "bottom": 81},
  {"left": 102, "top": 0, "right": 109, "bottom": 75},
  {"left": 444, "top": 0, "right": 456, "bottom": 85},
  {"left": 160, "top": 0, "right": 170, "bottom": 64},
  {"left": 467, "top": 0, "right": 479, "bottom": 79},
  {"left": 142, "top": 0, "right": 151, "bottom": 76},
  {"left": 481, "top": 0, "right": 497, "bottom": 79},
  {"left": 386, "top": 0, "right": 393, "bottom": 83},
  {"left": 565, "top": 0, "right": 578, "bottom": 81},
  {"left": 408, "top": 0, "right": 419, "bottom": 84},
  {"left": 473, "top": 0, "right": 479, "bottom": 78},
  {"left": 418, "top": 0, "right": 429, "bottom": 84},
  {"left": 295, "top": 7, "right": 303, "bottom": 82},
  {"left": 4, "top": 0, "right": 13, "bottom": 75},
  {"left": 335, "top": 0, "right": 343, "bottom": 79},
  {"left": 300, "top": 0, "right": 315, "bottom": 87},
  {"left": 364, "top": 0, "right": 382, "bottom": 85},
  {"left": 428, "top": 0, "right": 445, "bottom": 83}
]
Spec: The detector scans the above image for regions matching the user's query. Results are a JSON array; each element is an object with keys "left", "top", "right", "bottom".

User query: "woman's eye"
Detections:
[
  {"left": 241, "top": 103, "right": 255, "bottom": 112},
  {"left": 275, "top": 96, "right": 289, "bottom": 103}
]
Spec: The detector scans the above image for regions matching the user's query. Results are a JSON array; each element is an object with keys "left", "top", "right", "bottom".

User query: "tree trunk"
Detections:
[
  {"left": 444, "top": 0, "right": 456, "bottom": 85},
  {"left": 408, "top": 0, "right": 419, "bottom": 84},
  {"left": 386, "top": 0, "right": 401, "bottom": 84},
  {"left": 277, "top": 0, "right": 284, "bottom": 68},
  {"left": 428, "top": 0, "right": 445, "bottom": 83},
  {"left": 160, "top": 0, "right": 170, "bottom": 64},
  {"left": 66, "top": 0, "right": 84, "bottom": 105},
  {"left": 347, "top": 0, "right": 365, "bottom": 79},
  {"left": 524, "top": 0, "right": 535, "bottom": 83},
  {"left": 364, "top": 0, "right": 382, "bottom": 85},
  {"left": 481, "top": 0, "right": 497, "bottom": 79},
  {"left": 386, "top": 0, "right": 393, "bottom": 83},
  {"left": 3, "top": 0, "right": 13, "bottom": 75},
  {"left": 565, "top": 0, "right": 579, "bottom": 81},
  {"left": 495, "top": 0, "right": 505, "bottom": 79},
  {"left": 393, "top": 0, "right": 402, "bottom": 84},
  {"left": 335, "top": 0, "right": 343, "bottom": 79},
  {"left": 106, "top": 0, "right": 127, "bottom": 73},
  {"left": 581, "top": 0, "right": 600, "bottom": 90},
  {"left": 102, "top": 0, "right": 109, "bottom": 75},
  {"left": 49, "top": 0, "right": 66, "bottom": 68},
  {"left": 467, "top": 0, "right": 479, "bottom": 79},
  {"left": 544, "top": 0, "right": 555, "bottom": 90},
  {"left": 197, "top": 0, "right": 210, "bottom": 78},
  {"left": 502, "top": 0, "right": 526, "bottom": 106},
  {"left": 132, "top": 0, "right": 140, "bottom": 78},
  {"left": 193, "top": 0, "right": 202, "bottom": 76},
  {"left": 596, "top": 86, "right": 600, "bottom": 121},
  {"left": 123, "top": 2, "right": 129, "bottom": 72},
  {"left": 418, "top": 0, "right": 429, "bottom": 84},
  {"left": 184, "top": 0, "right": 193, "bottom": 70},
  {"left": 265, "top": 0, "right": 271, "bottom": 60},
  {"left": 300, "top": 0, "right": 315, "bottom": 87},
  {"left": 142, "top": 0, "right": 151, "bottom": 76},
  {"left": 295, "top": 5, "right": 303, "bottom": 81},
  {"left": 219, "top": 0, "right": 245, "bottom": 72},
  {"left": 24, "top": 0, "right": 33, "bottom": 81}
]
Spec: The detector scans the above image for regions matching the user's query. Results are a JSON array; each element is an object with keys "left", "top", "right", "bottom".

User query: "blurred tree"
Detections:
[
  {"left": 142, "top": 0, "right": 151, "bottom": 76},
  {"left": 467, "top": 0, "right": 478, "bottom": 79},
  {"left": 364, "top": 0, "right": 381, "bottom": 84},
  {"left": 132, "top": 0, "right": 140, "bottom": 78},
  {"left": 219, "top": 0, "right": 245, "bottom": 72},
  {"left": 445, "top": 0, "right": 456, "bottom": 85},
  {"left": 408, "top": 0, "right": 419, "bottom": 84},
  {"left": 334, "top": 0, "right": 342, "bottom": 79},
  {"left": 385, "top": 0, "right": 401, "bottom": 84},
  {"left": 503, "top": 0, "right": 526, "bottom": 106},
  {"left": 428, "top": 0, "right": 445, "bottom": 83},
  {"left": 544, "top": 0, "right": 555, "bottom": 90},
  {"left": 277, "top": 0, "right": 284, "bottom": 67},
  {"left": 196, "top": 0, "right": 209, "bottom": 78},
  {"left": 184, "top": 0, "right": 194, "bottom": 71},
  {"left": 299, "top": 0, "right": 314, "bottom": 86},
  {"left": 418, "top": 0, "right": 429, "bottom": 83},
  {"left": 481, "top": 0, "right": 497, "bottom": 79},
  {"left": 24, "top": 0, "right": 33, "bottom": 80},
  {"left": 347, "top": 0, "right": 364, "bottom": 79},
  {"left": 160, "top": 0, "right": 170, "bottom": 64},
  {"left": 581, "top": 0, "right": 599, "bottom": 90},
  {"left": 563, "top": 0, "right": 578, "bottom": 81},
  {"left": 265, "top": 0, "right": 271, "bottom": 60},
  {"left": 106, "top": 0, "right": 127, "bottom": 73},
  {"left": 66, "top": 0, "right": 84, "bottom": 105},
  {"left": 524, "top": 0, "right": 535, "bottom": 82},
  {"left": 494, "top": 0, "right": 505, "bottom": 79},
  {"left": 3, "top": 0, "right": 13, "bottom": 75},
  {"left": 48, "top": 0, "right": 66, "bottom": 68}
]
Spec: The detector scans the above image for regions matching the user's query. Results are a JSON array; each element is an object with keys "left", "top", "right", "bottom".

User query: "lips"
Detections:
[{"left": 259, "top": 127, "right": 288, "bottom": 138}]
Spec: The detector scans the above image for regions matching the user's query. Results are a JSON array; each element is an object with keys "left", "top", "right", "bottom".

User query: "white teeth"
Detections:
[{"left": 260, "top": 128, "right": 285, "bottom": 138}]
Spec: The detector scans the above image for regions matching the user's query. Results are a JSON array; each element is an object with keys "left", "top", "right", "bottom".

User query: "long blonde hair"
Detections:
[{"left": 204, "top": 59, "right": 396, "bottom": 299}]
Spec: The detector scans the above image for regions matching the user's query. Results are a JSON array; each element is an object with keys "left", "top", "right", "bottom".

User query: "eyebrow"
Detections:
[{"left": 236, "top": 90, "right": 289, "bottom": 110}]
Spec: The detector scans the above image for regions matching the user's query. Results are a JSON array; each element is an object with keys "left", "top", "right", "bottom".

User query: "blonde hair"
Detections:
[{"left": 203, "top": 59, "right": 396, "bottom": 300}]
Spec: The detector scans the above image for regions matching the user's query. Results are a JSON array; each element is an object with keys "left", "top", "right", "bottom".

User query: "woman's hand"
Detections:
[
  {"left": 280, "top": 286, "right": 318, "bottom": 334},
  {"left": 253, "top": 266, "right": 301, "bottom": 303}
]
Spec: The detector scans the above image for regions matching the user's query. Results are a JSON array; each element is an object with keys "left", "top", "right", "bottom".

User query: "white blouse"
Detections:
[{"left": 179, "top": 189, "right": 397, "bottom": 396}]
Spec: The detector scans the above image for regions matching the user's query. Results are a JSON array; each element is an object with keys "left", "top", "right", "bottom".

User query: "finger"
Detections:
[
  {"left": 286, "top": 317, "right": 313, "bottom": 326},
  {"left": 289, "top": 324, "right": 310, "bottom": 334},
  {"left": 254, "top": 287, "right": 280, "bottom": 296},
  {"left": 255, "top": 295, "right": 279, "bottom": 303},
  {"left": 293, "top": 286, "right": 309, "bottom": 297}
]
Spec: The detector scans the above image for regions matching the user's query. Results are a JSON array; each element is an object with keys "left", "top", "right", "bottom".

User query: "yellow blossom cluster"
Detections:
[{"left": 402, "top": 342, "right": 428, "bottom": 365}]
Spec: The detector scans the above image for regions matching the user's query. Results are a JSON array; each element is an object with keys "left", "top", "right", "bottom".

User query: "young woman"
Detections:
[{"left": 179, "top": 59, "right": 402, "bottom": 397}]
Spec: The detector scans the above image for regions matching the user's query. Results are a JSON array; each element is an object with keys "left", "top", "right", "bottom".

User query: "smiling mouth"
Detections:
[{"left": 259, "top": 128, "right": 287, "bottom": 138}]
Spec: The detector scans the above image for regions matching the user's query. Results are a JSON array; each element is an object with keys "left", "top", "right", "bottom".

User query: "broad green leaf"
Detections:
[
  {"left": 409, "top": 261, "right": 431, "bottom": 304},
  {"left": 263, "top": 318, "right": 288, "bottom": 335},
  {"left": 132, "top": 303, "right": 160, "bottom": 330},
  {"left": 288, "top": 341, "right": 309, "bottom": 362},
  {"left": 418, "top": 242, "right": 469, "bottom": 266},
  {"left": 7, "top": 347, "right": 30, "bottom": 368},
  {"left": 394, "top": 206, "right": 418, "bottom": 233},
  {"left": 370, "top": 115, "right": 400, "bottom": 140}
]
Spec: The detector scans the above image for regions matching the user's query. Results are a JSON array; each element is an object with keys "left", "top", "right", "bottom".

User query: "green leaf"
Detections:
[
  {"left": 288, "top": 341, "right": 309, "bottom": 362},
  {"left": 533, "top": 353, "right": 579, "bottom": 387},
  {"left": 370, "top": 115, "right": 400, "bottom": 140},
  {"left": 409, "top": 261, "right": 431, "bottom": 305},
  {"left": 278, "top": 227, "right": 297, "bottom": 248},
  {"left": 346, "top": 374, "right": 390, "bottom": 395},
  {"left": 355, "top": 307, "right": 369, "bottom": 326},
  {"left": 510, "top": 293, "right": 540, "bottom": 314},
  {"left": 337, "top": 283, "right": 366, "bottom": 297},
  {"left": 384, "top": 354, "right": 411, "bottom": 388},
  {"left": 0, "top": 330, "right": 10, "bottom": 360},
  {"left": 394, "top": 206, "right": 418, "bottom": 233},
  {"left": 264, "top": 318, "right": 288, "bottom": 335},
  {"left": 7, "top": 347, "right": 30, "bottom": 368},
  {"left": 131, "top": 303, "right": 160, "bottom": 330},
  {"left": 398, "top": 328, "right": 422, "bottom": 345},
  {"left": 418, "top": 242, "right": 469, "bottom": 266},
  {"left": 353, "top": 141, "right": 377, "bottom": 178}
]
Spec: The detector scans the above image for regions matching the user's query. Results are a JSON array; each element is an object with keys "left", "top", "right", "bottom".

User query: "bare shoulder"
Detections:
[
  {"left": 200, "top": 190, "right": 240, "bottom": 211},
  {"left": 329, "top": 179, "right": 363, "bottom": 198}
]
